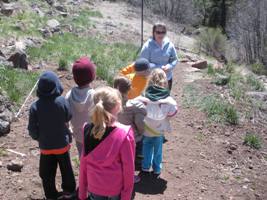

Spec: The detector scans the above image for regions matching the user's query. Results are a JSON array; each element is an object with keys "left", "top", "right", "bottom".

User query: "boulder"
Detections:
[
  {"left": 0, "top": 3, "right": 16, "bottom": 16},
  {"left": 0, "top": 109, "right": 13, "bottom": 122},
  {"left": 7, "top": 50, "right": 28, "bottom": 69},
  {"left": 0, "top": 119, "right": 10, "bottom": 136},
  {"left": 46, "top": 19, "right": 61, "bottom": 34},
  {"left": 190, "top": 60, "right": 208, "bottom": 69}
]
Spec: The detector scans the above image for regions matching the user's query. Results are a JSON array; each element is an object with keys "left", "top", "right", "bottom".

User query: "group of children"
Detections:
[{"left": 28, "top": 56, "right": 177, "bottom": 200}]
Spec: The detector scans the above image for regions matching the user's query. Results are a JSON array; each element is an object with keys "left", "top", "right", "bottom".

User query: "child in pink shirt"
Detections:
[{"left": 79, "top": 87, "right": 135, "bottom": 200}]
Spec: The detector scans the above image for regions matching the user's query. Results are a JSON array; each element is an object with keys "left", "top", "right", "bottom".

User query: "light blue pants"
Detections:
[{"left": 142, "top": 136, "right": 163, "bottom": 173}]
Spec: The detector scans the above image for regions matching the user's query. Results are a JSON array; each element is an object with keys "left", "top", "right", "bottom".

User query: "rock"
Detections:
[
  {"left": 45, "top": 19, "right": 61, "bottom": 34},
  {"left": 45, "top": 0, "right": 55, "bottom": 6},
  {"left": 39, "top": 28, "right": 53, "bottom": 38},
  {"left": 32, "top": 5, "right": 45, "bottom": 17},
  {"left": 59, "top": 11, "right": 68, "bottom": 17},
  {"left": 224, "top": 131, "right": 231, "bottom": 137},
  {"left": 7, "top": 50, "right": 28, "bottom": 69},
  {"left": 0, "top": 109, "right": 13, "bottom": 122},
  {"left": 0, "top": 3, "right": 16, "bottom": 16},
  {"left": 190, "top": 60, "right": 208, "bottom": 69},
  {"left": 229, "top": 143, "right": 238, "bottom": 151},
  {"left": 7, "top": 160, "right": 23, "bottom": 172},
  {"left": 0, "top": 119, "right": 10, "bottom": 136},
  {"left": 0, "top": 56, "right": 12, "bottom": 67},
  {"left": 246, "top": 92, "right": 267, "bottom": 101},
  {"left": 47, "top": 19, "right": 60, "bottom": 29},
  {"left": 55, "top": 4, "right": 67, "bottom": 12}
]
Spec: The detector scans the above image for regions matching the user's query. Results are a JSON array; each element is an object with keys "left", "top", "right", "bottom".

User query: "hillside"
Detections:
[{"left": 0, "top": 0, "right": 266, "bottom": 200}]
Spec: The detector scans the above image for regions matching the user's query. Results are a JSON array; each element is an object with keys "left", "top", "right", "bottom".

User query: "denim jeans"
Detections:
[
  {"left": 88, "top": 193, "right": 120, "bottom": 200},
  {"left": 142, "top": 136, "right": 163, "bottom": 173}
]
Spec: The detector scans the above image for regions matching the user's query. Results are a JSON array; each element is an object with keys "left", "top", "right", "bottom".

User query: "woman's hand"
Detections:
[{"left": 162, "top": 65, "right": 170, "bottom": 72}]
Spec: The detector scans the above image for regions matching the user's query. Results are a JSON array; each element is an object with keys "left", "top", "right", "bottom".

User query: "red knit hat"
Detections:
[{"left": 72, "top": 57, "right": 96, "bottom": 86}]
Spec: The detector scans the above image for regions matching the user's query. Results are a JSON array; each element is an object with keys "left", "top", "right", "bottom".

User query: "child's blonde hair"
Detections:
[
  {"left": 92, "top": 87, "right": 122, "bottom": 140},
  {"left": 148, "top": 68, "right": 168, "bottom": 89}
]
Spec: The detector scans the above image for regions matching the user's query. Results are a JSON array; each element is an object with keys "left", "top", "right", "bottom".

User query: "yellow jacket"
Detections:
[{"left": 120, "top": 63, "right": 148, "bottom": 99}]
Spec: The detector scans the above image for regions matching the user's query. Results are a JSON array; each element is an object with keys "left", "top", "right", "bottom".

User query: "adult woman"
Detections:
[{"left": 140, "top": 23, "right": 178, "bottom": 90}]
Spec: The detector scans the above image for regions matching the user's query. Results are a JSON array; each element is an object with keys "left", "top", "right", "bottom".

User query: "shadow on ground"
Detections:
[{"left": 134, "top": 172, "right": 167, "bottom": 196}]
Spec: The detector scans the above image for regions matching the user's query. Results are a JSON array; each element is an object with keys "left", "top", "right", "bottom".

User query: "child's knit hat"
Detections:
[
  {"left": 134, "top": 58, "right": 150, "bottom": 72},
  {"left": 72, "top": 57, "right": 96, "bottom": 87}
]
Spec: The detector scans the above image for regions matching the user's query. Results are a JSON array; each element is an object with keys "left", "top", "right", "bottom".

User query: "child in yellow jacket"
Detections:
[{"left": 120, "top": 58, "right": 150, "bottom": 99}]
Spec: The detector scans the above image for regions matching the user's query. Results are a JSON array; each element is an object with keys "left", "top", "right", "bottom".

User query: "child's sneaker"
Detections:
[
  {"left": 134, "top": 175, "right": 141, "bottom": 183},
  {"left": 57, "top": 191, "right": 76, "bottom": 200}
]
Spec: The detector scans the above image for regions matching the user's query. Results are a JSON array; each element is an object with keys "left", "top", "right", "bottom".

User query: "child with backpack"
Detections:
[
  {"left": 79, "top": 87, "right": 135, "bottom": 200},
  {"left": 66, "top": 57, "right": 96, "bottom": 157},
  {"left": 28, "top": 71, "right": 76, "bottom": 200},
  {"left": 136, "top": 68, "right": 178, "bottom": 175},
  {"left": 120, "top": 58, "right": 150, "bottom": 99}
]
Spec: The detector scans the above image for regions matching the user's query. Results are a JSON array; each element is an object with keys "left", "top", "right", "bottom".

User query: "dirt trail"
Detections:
[{"left": 0, "top": 1, "right": 266, "bottom": 200}]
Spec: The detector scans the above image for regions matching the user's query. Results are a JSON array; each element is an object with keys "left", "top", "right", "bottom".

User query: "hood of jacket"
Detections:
[
  {"left": 123, "top": 99, "right": 147, "bottom": 115},
  {"left": 86, "top": 123, "right": 131, "bottom": 165},
  {"left": 67, "top": 87, "right": 95, "bottom": 113},
  {"left": 37, "top": 71, "right": 63, "bottom": 98}
]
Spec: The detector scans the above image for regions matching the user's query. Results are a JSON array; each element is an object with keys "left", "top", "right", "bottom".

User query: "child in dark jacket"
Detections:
[{"left": 28, "top": 71, "right": 76, "bottom": 200}]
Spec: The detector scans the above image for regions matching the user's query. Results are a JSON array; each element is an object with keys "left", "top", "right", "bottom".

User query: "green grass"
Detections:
[
  {"left": 0, "top": 66, "right": 39, "bottom": 104},
  {"left": 251, "top": 62, "right": 267, "bottom": 76},
  {"left": 0, "top": 148, "right": 7, "bottom": 157},
  {"left": 228, "top": 73, "right": 246, "bottom": 100},
  {"left": 27, "top": 33, "right": 138, "bottom": 84},
  {"left": 0, "top": 11, "right": 48, "bottom": 37},
  {"left": 58, "top": 58, "right": 69, "bottom": 71},
  {"left": 246, "top": 74, "right": 265, "bottom": 91},
  {"left": 182, "top": 84, "right": 238, "bottom": 124},
  {"left": 244, "top": 133, "right": 262, "bottom": 149},
  {"left": 201, "top": 95, "right": 238, "bottom": 125}
]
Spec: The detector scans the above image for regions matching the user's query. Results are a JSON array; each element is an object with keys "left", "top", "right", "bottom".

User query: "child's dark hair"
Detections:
[{"left": 113, "top": 76, "right": 131, "bottom": 95}]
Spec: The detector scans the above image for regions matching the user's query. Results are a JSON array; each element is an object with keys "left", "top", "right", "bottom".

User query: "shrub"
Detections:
[
  {"left": 244, "top": 133, "right": 262, "bottom": 149},
  {"left": 197, "top": 28, "right": 227, "bottom": 58},
  {"left": 58, "top": 59, "right": 68, "bottom": 71},
  {"left": 251, "top": 62, "right": 267, "bottom": 75}
]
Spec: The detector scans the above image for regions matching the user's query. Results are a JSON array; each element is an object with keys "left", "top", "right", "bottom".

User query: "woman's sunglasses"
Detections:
[{"left": 155, "top": 31, "right": 166, "bottom": 35}]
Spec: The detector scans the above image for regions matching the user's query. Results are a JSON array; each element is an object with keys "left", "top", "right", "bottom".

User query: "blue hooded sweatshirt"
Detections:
[
  {"left": 28, "top": 71, "right": 72, "bottom": 150},
  {"left": 139, "top": 37, "right": 178, "bottom": 80}
]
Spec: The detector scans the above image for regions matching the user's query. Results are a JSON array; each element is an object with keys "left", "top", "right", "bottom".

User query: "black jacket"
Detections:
[{"left": 28, "top": 71, "right": 72, "bottom": 150}]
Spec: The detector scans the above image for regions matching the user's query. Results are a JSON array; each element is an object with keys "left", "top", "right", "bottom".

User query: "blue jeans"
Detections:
[
  {"left": 142, "top": 136, "right": 163, "bottom": 173},
  {"left": 89, "top": 193, "right": 120, "bottom": 200}
]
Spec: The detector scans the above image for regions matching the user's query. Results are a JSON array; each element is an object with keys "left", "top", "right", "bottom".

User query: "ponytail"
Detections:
[{"left": 91, "top": 87, "right": 122, "bottom": 140}]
